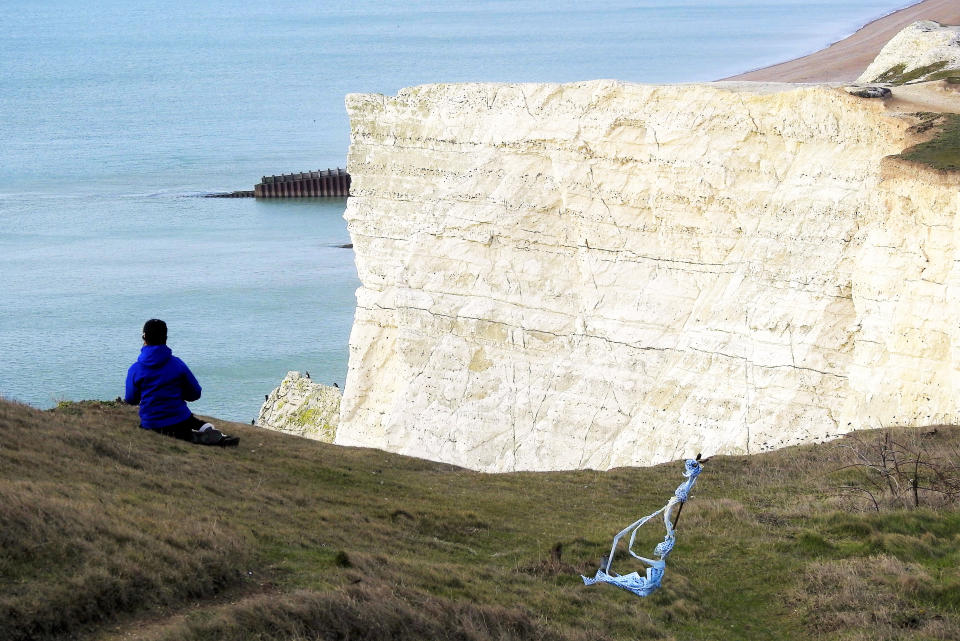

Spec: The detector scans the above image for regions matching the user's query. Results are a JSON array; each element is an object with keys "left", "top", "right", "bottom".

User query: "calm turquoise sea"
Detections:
[{"left": 0, "top": 0, "right": 913, "bottom": 421}]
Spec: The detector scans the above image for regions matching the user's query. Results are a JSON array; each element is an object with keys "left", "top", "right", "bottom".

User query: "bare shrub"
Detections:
[{"left": 836, "top": 428, "right": 960, "bottom": 510}]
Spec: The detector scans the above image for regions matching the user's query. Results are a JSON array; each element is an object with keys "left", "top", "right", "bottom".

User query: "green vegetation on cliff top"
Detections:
[
  {"left": 897, "top": 113, "right": 960, "bottom": 172},
  {"left": 2, "top": 399, "right": 959, "bottom": 641},
  {"left": 873, "top": 61, "right": 953, "bottom": 85}
]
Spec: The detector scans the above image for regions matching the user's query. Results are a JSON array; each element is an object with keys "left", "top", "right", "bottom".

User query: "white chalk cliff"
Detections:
[
  {"left": 858, "top": 21, "right": 960, "bottom": 84},
  {"left": 336, "top": 79, "right": 960, "bottom": 472},
  {"left": 258, "top": 371, "right": 340, "bottom": 442}
]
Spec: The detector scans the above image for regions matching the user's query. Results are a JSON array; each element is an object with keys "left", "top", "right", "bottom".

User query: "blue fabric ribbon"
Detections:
[{"left": 583, "top": 458, "right": 702, "bottom": 597}]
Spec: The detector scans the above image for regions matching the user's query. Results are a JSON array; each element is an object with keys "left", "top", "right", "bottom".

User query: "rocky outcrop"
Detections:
[
  {"left": 257, "top": 372, "right": 340, "bottom": 442},
  {"left": 845, "top": 86, "right": 892, "bottom": 99},
  {"left": 857, "top": 21, "right": 960, "bottom": 84},
  {"left": 337, "top": 79, "right": 959, "bottom": 472}
]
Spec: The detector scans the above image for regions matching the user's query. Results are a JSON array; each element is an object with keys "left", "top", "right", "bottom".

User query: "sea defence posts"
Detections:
[
  {"left": 255, "top": 168, "right": 350, "bottom": 198},
  {"left": 205, "top": 168, "right": 350, "bottom": 198}
]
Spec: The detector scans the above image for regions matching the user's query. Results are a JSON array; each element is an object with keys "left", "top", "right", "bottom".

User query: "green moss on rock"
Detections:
[{"left": 257, "top": 372, "right": 340, "bottom": 443}]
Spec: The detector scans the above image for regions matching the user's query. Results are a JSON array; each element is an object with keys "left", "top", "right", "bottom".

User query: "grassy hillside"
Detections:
[{"left": 1, "top": 398, "right": 959, "bottom": 641}]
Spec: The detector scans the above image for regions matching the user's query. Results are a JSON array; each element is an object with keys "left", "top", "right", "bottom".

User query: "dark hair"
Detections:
[{"left": 142, "top": 319, "right": 167, "bottom": 345}]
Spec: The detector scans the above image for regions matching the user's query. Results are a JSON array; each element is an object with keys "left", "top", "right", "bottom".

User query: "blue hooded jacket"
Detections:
[{"left": 125, "top": 344, "right": 202, "bottom": 429}]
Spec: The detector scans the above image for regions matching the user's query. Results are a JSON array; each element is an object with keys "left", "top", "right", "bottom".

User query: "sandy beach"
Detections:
[{"left": 727, "top": 0, "right": 960, "bottom": 82}]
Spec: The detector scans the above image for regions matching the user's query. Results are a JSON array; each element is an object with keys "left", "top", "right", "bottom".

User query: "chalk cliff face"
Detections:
[
  {"left": 337, "top": 80, "right": 960, "bottom": 472},
  {"left": 258, "top": 371, "right": 340, "bottom": 442}
]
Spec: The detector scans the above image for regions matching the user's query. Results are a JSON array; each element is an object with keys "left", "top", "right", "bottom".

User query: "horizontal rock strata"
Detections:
[{"left": 338, "top": 80, "right": 960, "bottom": 472}]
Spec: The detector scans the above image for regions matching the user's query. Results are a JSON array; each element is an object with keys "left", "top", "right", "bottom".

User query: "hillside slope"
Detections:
[{"left": 1, "top": 398, "right": 959, "bottom": 640}]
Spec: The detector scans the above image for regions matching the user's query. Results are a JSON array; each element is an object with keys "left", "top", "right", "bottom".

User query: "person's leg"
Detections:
[
  {"left": 156, "top": 415, "right": 205, "bottom": 441},
  {"left": 151, "top": 416, "right": 238, "bottom": 447},
  {"left": 193, "top": 421, "right": 240, "bottom": 447}
]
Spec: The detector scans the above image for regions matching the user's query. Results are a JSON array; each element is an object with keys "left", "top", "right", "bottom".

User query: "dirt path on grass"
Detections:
[{"left": 89, "top": 580, "right": 279, "bottom": 641}]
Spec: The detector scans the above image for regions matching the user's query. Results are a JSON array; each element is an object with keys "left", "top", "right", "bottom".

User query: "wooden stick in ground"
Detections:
[
  {"left": 671, "top": 500, "right": 686, "bottom": 531},
  {"left": 672, "top": 455, "right": 705, "bottom": 531}
]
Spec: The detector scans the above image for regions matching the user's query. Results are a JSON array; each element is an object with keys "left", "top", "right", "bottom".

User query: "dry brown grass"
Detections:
[
  {"left": 794, "top": 555, "right": 956, "bottom": 640},
  {"left": 0, "top": 401, "right": 248, "bottom": 641}
]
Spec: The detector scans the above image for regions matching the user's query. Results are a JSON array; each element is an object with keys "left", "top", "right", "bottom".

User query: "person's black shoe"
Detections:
[
  {"left": 218, "top": 435, "right": 240, "bottom": 447},
  {"left": 192, "top": 423, "right": 224, "bottom": 445}
]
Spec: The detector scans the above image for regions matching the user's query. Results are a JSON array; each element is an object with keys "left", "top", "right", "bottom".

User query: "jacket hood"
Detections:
[{"left": 138, "top": 344, "right": 173, "bottom": 368}]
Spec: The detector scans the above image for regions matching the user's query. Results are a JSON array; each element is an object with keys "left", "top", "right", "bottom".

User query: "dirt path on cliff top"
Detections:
[
  {"left": 888, "top": 82, "right": 960, "bottom": 113},
  {"left": 725, "top": 0, "right": 960, "bottom": 83}
]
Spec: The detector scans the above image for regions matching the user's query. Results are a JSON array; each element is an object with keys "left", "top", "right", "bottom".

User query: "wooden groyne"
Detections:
[
  {"left": 204, "top": 168, "right": 350, "bottom": 198},
  {"left": 255, "top": 168, "right": 350, "bottom": 198}
]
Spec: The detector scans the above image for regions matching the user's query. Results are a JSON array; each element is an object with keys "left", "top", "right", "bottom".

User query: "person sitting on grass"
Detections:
[{"left": 124, "top": 319, "right": 238, "bottom": 446}]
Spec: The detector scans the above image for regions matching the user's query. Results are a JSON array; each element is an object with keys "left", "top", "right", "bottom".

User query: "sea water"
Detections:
[{"left": 0, "top": 0, "right": 914, "bottom": 421}]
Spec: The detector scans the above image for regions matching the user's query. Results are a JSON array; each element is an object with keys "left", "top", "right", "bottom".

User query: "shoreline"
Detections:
[{"left": 726, "top": 0, "right": 960, "bottom": 83}]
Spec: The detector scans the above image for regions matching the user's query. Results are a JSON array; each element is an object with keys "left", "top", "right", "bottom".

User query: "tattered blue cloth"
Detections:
[
  {"left": 582, "top": 458, "right": 702, "bottom": 598},
  {"left": 582, "top": 561, "right": 665, "bottom": 597}
]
